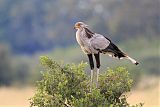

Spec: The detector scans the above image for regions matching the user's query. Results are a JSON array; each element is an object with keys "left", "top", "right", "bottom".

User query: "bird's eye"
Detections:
[{"left": 77, "top": 23, "right": 81, "bottom": 26}]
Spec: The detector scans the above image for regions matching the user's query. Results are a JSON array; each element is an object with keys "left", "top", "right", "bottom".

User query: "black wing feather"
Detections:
[{"left": 102, "top": 42, "right": 126, "bottom": 58}]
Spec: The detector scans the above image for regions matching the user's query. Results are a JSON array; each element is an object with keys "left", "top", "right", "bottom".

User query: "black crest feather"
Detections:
[{"left": 84, "top": 28, "right": 94, "bottom": 38}]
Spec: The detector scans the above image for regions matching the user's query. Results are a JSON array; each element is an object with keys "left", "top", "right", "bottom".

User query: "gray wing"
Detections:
[{"left": 90, "top": 33, "right": 110, "bottom": 50}]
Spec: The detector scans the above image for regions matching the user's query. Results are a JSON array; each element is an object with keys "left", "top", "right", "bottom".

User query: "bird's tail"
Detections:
[
  {"left": 102, "top": 42, "right": 139, "bottom": 65},
  {"left": 125, "top": 55, "right": 139, "bottom": 65}
]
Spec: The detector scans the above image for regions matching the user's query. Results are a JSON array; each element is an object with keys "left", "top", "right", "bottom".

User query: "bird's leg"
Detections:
[
  {"left": 90, "top": 69, "right": 93, "bottom": 91},
  {"left": 96, "top": 68, "right": 99, "bottom": 88},
  {"left": 94, "top": 53, "right": 100, "bottom": 88},
  {"left": 87, "top": 54, "right": 94, "bottom": 92}
]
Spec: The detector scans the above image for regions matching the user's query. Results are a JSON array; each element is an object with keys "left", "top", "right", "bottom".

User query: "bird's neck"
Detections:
[{"left": 77, "top": 28, "right": 94, "bottom": 39}]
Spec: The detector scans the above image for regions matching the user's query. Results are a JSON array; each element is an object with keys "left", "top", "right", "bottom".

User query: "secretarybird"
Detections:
[{"left": 74, "top": 22, "right": 139, "bottom": 89}]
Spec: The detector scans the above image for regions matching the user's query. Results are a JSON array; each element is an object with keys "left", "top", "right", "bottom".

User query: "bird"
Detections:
[{"left": 74, "top": 22, "right": 139, "bottom": 90}]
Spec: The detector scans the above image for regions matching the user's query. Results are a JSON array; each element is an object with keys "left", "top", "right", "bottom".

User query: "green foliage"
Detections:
[{"left": 30, "top": 56, "right": 143, "bottom": 107}]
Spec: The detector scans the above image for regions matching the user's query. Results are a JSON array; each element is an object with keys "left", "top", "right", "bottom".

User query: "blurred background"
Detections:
[{"left": 0, "top": 0, "right": 159, "bottom": 106}]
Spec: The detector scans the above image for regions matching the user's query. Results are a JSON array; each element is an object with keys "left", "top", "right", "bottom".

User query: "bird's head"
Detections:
[{"left": 74, "top": 22, "right": 88, "bottom": 30}]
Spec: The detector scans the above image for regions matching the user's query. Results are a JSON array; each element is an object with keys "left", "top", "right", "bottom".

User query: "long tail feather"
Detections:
[
  {"left": 102, "top": 42, "right": 139, "bottom": 65},
  {"left": 125, "top": 55, "right": 139, "bottom": 65}
]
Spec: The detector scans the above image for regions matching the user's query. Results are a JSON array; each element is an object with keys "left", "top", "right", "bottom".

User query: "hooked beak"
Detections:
[{"left": 74, "top": 26, "right": 79, "bottom": 29}]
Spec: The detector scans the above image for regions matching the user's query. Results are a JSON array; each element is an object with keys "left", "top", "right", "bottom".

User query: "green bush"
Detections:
[{"left": 30, "top": 56, "right": 143, "bottom": 107}]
